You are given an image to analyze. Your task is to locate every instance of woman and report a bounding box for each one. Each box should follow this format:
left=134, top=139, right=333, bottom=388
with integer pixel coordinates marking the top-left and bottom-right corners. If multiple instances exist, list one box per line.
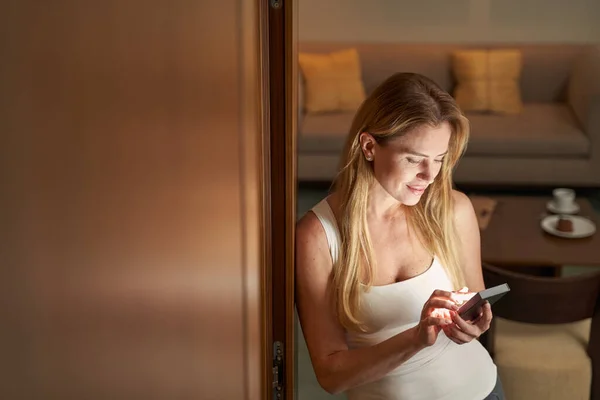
left=295, top=72, right=504, bottom=399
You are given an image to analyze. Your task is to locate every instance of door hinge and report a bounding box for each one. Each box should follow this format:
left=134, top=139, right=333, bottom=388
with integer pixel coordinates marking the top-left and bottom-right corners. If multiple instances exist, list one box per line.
left=270, top=0, right=282, bottom=9
left=272, top=341, right=284, bottom=398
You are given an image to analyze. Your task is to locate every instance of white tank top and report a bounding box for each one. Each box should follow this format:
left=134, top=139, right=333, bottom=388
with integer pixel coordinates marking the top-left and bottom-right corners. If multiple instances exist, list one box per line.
left=311, top=198, right=497, bottom=400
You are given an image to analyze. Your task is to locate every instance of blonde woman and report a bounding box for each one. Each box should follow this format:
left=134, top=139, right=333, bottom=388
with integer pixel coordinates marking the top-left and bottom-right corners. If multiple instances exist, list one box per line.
left=295, top=73, right=504, bottom=399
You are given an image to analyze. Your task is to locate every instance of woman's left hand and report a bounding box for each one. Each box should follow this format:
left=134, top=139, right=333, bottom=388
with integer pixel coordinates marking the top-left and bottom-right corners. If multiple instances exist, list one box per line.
left=442, top=301, right=493, bottom=345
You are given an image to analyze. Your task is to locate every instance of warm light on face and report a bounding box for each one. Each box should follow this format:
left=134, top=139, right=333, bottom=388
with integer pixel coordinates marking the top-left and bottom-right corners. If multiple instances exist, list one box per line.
left=369, top=123, right=452, bottom=206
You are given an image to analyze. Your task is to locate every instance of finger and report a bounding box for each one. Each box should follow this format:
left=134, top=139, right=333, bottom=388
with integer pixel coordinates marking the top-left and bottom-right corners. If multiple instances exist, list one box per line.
left=471, top=311, right=484, bottom=325
left=474, top=302, right=493, bottom=331
left=431, top=308, right=453, bottom=322
left=482, top=301, right=493, bottom=319
left=445, top=332, right=468, bottom=345
left=445, top=324, right=472, bottom=344
left=442, top=325, right=468, bottom=345
left=471, top=302, right=492, bottom=324
left=431, top=289, right=455, bottom=299
left=425, top=315, right=453, bottom=326
left=426, top=297, right=460, bottom=312
left=450, top=310, right=481, bottom=336
left=448, top=336, right=467, bottom=345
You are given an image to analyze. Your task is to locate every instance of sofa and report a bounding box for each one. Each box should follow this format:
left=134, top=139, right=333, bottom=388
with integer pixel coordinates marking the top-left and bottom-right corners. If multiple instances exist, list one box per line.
left=297, top=42, right=600, bottom=187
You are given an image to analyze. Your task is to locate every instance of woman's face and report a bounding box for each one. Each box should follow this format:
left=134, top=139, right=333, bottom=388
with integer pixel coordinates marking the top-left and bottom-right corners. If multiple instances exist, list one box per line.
left=360, top=122, right=452, bottom=206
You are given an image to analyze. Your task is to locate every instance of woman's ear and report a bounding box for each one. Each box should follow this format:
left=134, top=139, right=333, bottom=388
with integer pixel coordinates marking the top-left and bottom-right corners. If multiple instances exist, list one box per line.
left=359, top=132, right=376, bottom=161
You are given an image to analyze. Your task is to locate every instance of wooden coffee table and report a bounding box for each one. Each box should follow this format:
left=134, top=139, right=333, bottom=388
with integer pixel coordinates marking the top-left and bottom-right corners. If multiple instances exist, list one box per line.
left=478, top=196, right=600, bottom=275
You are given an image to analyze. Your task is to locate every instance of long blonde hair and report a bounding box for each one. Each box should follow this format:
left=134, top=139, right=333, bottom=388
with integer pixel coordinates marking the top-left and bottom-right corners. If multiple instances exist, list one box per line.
left=332, top=72, right=470, bottom=333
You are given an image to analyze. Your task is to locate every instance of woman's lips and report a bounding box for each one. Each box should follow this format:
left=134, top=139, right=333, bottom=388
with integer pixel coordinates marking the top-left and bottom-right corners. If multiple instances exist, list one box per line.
left=407, top=185, right=426, bottom=195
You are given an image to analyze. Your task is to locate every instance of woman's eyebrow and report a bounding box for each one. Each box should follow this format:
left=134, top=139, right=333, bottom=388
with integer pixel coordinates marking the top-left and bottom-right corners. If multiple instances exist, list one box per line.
left=403, top=149, right=448, bottom=157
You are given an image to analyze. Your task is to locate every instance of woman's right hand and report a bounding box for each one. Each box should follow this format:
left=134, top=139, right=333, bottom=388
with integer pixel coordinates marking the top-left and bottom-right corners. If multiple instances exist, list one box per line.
left=414, top=289, right=459, bottom=347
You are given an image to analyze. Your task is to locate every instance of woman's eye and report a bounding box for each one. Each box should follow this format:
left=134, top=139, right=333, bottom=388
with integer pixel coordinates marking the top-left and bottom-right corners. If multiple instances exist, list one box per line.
left=407, top=158, right=421, bottom=164
left=434, top=158, right=445, bottom=164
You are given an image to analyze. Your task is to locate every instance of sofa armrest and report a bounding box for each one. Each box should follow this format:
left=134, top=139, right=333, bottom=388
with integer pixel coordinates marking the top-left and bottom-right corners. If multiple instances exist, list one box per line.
left=568, top=46, right=600, bottom=165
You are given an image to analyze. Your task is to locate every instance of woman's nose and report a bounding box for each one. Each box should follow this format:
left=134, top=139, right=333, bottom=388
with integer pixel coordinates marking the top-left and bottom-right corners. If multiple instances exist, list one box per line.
left=417, top=161, right=433, bottom=181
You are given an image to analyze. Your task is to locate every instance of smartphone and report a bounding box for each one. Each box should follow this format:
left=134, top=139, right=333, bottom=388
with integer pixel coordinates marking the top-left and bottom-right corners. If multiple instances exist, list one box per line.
left=458, top=283, right=510, bottom=321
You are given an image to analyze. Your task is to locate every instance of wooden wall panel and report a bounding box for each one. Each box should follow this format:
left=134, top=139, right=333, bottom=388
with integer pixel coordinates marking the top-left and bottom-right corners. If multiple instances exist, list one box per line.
left=0, top=1, right=266, bottom=399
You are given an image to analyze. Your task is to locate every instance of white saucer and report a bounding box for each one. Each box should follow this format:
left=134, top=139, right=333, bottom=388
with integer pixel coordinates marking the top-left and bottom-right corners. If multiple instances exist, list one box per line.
left=546, top=200, right=580, bottom=215
left=541, top=215, right=596, bottom=239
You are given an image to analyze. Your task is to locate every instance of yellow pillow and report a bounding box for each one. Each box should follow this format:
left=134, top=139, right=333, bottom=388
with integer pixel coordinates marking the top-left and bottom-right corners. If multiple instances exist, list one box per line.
left=298, top=48, right=366, bottom=113
left=453, top=49, right=523, bottom=114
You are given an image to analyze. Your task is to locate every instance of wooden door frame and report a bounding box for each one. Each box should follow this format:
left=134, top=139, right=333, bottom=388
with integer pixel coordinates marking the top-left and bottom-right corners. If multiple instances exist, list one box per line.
left=283, top=0, right=298, bottom=398
left=262, top=0, right=297, bottom=399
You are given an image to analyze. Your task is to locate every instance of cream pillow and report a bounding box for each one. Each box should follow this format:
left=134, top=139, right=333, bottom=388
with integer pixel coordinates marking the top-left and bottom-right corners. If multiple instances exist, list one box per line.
left=298, top=48, right=366, bottom=113
left=453, top=49, right=523, bottom=114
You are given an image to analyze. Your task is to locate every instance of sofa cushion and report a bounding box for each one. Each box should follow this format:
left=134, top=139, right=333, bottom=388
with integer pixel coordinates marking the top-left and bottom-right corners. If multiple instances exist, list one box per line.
left=298, top=112, right=355, bottom=153
left=465, top=104, right=589, bottom=157
left=453, top=49, right=523, bottom=114
left=298, top=48, right=366, bottom=113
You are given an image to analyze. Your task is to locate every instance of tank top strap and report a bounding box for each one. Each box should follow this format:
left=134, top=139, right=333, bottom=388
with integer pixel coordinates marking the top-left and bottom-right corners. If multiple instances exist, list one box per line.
left=311, top=198, right=341, bottom=265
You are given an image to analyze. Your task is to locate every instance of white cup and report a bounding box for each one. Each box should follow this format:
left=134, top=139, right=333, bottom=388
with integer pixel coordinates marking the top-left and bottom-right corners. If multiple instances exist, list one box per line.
left=552, top=188, right=576, bottom=211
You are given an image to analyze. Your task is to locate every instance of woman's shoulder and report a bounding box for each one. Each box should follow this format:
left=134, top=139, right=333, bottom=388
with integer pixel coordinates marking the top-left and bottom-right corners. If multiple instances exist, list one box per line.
left=450, top=189, right=478, bottom=227
left=297, top=196, right=330, bottom=239
left=451, top=189, right=471, bottom=211
left=296, top=208, right=322, bottom=240
left=296, top=198, right=337, bottom=275
left=296, top=193, right=340, bottom=250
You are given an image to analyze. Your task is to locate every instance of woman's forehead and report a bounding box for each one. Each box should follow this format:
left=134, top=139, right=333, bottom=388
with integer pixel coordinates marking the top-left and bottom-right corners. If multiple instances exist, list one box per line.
left=386, top=123, right=452, bottom=153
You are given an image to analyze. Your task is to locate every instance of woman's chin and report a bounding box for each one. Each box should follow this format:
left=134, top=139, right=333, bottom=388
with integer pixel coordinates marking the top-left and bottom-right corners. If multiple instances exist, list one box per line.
left=397, top=193, right=422, bottom=206
left=399, top=185, right=428, bottom=205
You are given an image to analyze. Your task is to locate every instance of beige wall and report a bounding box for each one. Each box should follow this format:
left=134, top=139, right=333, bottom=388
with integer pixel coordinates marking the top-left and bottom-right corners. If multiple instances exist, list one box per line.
left=0, top=1, right=264, bottom=399
left=299, top=0, right=600, bottom=43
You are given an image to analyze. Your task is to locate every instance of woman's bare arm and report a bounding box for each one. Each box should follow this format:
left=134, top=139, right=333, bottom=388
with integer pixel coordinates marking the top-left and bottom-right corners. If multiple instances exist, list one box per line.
left=441, top=190, right=493, bottom=344
left=295, top=211, right=454, bottom=394
left=452, top=190, right=486, bottom=292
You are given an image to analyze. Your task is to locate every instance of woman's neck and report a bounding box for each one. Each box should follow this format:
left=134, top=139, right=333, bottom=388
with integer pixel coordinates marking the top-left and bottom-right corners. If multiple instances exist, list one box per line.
left=327, top=182, right=406, bottom=224
left=367, top=181, right=405, bottom=221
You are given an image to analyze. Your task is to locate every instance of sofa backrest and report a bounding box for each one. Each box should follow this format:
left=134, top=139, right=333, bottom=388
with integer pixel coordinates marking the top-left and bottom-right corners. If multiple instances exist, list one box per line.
left=298, top=42, right=593, bottom=103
